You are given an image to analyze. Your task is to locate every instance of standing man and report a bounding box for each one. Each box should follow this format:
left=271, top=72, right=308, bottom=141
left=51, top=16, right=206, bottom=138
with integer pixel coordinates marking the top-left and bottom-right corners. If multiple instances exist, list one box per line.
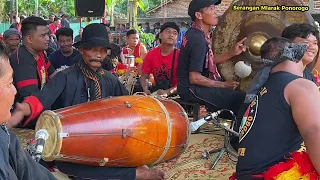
left=48, top=27, right=80, bottom=69
left=3, top=28, right=21, bottom=55
left=9, top=16, right=56, bottom=105
left=140, top=22, right=180, bottom=97
left=74, top=27, right=83, bottom=43
left=177, top=0, right=247, bottom=115
left=60, top=14, right=70, bottom=28
left=9, top=23, right=167, bottom=180
left=48, top=17, right=61, bottom=35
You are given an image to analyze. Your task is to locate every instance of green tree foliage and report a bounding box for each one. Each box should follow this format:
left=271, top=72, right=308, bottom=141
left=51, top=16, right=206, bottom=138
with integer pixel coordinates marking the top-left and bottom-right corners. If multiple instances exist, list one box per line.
left=1, top=0, right=162, bottom=22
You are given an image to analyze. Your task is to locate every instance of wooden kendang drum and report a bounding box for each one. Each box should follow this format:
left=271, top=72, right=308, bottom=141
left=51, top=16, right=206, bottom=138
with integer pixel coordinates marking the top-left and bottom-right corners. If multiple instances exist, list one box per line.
left=35, top=95, right=189, bottom=167
left=213, top=0, right=319, bottom=92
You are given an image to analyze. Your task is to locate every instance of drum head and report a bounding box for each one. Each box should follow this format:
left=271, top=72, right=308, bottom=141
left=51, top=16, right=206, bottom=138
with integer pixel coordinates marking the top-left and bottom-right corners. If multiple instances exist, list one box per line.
left=35, top=110, right=63, bottom=161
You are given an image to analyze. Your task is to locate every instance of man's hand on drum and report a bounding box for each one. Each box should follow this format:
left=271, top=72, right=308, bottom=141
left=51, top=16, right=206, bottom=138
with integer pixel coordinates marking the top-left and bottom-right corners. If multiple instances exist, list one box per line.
left=155, top=89, right=169, bottom=97
left=223, top=80, right=240, bottom=89
left=230, top=37, right=247, bottom=57
left=7, top=103, right=31, bottom=129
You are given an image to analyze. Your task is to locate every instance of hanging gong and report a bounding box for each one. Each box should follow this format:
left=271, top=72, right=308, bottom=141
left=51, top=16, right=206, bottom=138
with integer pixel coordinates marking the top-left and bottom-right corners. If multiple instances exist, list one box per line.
left=213, top=0, right=317, bottom=92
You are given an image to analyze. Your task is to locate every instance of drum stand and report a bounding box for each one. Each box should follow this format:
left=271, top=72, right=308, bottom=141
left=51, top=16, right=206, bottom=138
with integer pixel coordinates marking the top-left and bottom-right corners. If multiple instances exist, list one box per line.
left=202, top=117, right=239, bottom=169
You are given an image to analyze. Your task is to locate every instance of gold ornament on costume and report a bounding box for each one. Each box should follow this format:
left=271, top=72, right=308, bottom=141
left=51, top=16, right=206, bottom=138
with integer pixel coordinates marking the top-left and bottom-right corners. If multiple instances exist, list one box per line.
left=135, top=57, right=143, bottom=64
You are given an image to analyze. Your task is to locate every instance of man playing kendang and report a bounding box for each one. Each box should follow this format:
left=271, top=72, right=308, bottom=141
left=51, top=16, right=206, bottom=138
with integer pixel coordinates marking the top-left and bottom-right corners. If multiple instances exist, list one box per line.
left=10, top=16, right=57, bottom=106
left=232, top=37, right=320, bottom=179
left=123, top=29, right=147, bottom=74
left=8, top=23, right=167, bottom=180
left=140, top=22, right=180, bottom=97
left=177, top=0, right=247, bottom=115
left=0, top=41, right=56, bottom=180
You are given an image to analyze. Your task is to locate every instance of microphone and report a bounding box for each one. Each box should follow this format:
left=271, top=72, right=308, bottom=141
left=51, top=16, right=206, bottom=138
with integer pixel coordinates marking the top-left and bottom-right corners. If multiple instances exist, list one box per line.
left=189, top=110, right=222, bottom=132
left=34, top=129, right=49, bottom=162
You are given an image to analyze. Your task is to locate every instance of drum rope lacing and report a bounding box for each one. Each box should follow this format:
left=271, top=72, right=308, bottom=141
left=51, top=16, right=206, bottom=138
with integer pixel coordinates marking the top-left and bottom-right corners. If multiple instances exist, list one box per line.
left=52, top=95, right=189, bottom=165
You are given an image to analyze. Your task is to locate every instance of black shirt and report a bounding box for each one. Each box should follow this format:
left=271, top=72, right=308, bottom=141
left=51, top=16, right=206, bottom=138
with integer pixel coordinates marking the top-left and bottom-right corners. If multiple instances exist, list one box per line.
left=0, top=125, right=56, bottom=179
left=177, top=27, right=210, bottom=98
left=10, top=45, right=55, bottom=103
left=48, top=49, right=80, bottom=69
left=236, top=72, right=304, bottom=178
left=303, top=67, right=316, bottom=83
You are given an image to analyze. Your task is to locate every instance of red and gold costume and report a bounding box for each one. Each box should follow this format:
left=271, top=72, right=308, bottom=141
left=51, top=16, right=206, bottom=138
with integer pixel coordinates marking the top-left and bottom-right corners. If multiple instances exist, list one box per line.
left=230, top=151, right=319, bottom=180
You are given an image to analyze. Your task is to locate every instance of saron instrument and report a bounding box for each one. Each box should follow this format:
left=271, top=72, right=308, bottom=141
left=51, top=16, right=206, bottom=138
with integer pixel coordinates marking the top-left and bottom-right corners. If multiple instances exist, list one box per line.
left=34, top=95, right=190, bottom=167
left=213, top=0, right=318, bottom=92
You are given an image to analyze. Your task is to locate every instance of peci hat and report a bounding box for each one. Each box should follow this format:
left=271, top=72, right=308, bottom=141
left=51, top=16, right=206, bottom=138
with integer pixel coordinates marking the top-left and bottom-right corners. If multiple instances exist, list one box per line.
left=160, top=22, right=180, bottom=34
left=3, top=28, right=21, bottom=39
left=76, top=23, right=111, bottom=49
left=188, top=0, right=221, bottom=19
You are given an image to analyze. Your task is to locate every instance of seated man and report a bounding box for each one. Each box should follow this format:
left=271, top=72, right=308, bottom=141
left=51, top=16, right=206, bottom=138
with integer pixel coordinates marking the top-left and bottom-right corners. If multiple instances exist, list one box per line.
left=123, top=29, right=147, bottom=74
left=48, top=27, right=80, bottom=70
left=102, top=23, right=125, bottom=71
left=9, top=23, right=167, bottom=180
left=140, top=22, right=180, bottom=97
left=233, top=37, right=320, bottom=179
left=0, top=41, right=56, bottom=179
left=177, top=0, right=247, bottom=115
left=231, top=23, right=320, bottom=150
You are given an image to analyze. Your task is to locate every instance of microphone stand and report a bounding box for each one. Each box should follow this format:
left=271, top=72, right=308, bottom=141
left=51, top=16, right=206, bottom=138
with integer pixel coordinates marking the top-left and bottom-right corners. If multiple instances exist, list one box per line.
left=201, top=110, right=239, bottom=169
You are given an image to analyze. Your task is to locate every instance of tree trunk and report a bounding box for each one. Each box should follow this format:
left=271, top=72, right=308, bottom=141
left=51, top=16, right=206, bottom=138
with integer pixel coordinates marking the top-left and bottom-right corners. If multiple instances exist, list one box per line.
left=133, top=0, right=138, bottom=27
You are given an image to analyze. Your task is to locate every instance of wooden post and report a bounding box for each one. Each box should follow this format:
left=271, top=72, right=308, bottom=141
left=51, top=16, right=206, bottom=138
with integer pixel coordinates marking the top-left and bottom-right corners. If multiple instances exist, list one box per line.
left=80, top=17, right=82, bottom=27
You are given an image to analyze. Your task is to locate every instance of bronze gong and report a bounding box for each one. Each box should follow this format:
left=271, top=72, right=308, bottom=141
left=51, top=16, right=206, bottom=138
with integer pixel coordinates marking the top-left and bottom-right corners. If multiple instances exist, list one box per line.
left=213, top=0, right=318, bottom=92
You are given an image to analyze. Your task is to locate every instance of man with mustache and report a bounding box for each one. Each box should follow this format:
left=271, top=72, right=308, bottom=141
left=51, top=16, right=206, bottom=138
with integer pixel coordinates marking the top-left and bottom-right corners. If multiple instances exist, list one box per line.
left=9, top=23, right=167, bottom=180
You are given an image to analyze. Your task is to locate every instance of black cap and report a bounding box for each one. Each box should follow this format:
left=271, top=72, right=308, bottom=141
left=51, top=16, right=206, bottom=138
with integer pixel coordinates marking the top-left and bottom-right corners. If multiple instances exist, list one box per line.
left=77, top=23, right=111, bottom=49
left=188, top=0, right=221, bottom=20
left=160, top=22, right=180, bottom=34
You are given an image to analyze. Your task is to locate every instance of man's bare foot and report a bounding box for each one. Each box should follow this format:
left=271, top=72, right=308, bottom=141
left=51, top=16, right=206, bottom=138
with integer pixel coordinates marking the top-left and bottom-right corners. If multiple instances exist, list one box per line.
left=136, top=166, right=168, bottom=180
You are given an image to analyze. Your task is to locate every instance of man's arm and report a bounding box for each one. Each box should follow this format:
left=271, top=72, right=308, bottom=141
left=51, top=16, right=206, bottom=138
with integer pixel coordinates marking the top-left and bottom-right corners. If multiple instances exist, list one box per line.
left=8, top=72, right=67, bottom=128
left=11, top=61, right=40, bottom=100
left=287, top=78, right=320, bottom=174
left=140, top=44, right=147, bottom=60
left=140, top=73, right=151, bottom=94
left=213, top=37, right=247, bottom=64
left=187, top=43, right=238, bottom=89
left=140, top=51, right=153, bottom=94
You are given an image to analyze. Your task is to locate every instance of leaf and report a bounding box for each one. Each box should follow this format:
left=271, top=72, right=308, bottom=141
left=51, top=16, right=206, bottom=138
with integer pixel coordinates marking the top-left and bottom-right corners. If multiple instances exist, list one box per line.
left=137, top=0, right=145, bottom=11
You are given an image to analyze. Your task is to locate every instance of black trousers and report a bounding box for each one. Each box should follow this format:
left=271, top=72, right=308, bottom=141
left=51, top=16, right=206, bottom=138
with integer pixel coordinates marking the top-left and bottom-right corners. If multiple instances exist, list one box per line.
left=37, top=160, right=136, bottom=180
left=182, top=86, right=246, bottom=120
left=55, top=161, right=136, bottom=180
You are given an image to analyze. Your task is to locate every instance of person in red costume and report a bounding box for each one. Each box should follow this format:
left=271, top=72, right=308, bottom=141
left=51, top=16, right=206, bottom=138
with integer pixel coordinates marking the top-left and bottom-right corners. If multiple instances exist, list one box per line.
left=122, top=29, right=147, bottom=74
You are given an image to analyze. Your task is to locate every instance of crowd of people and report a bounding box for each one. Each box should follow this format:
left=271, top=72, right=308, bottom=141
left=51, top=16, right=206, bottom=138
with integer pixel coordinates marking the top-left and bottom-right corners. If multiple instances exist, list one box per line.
left=0, top=0, right=319, bottom=179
